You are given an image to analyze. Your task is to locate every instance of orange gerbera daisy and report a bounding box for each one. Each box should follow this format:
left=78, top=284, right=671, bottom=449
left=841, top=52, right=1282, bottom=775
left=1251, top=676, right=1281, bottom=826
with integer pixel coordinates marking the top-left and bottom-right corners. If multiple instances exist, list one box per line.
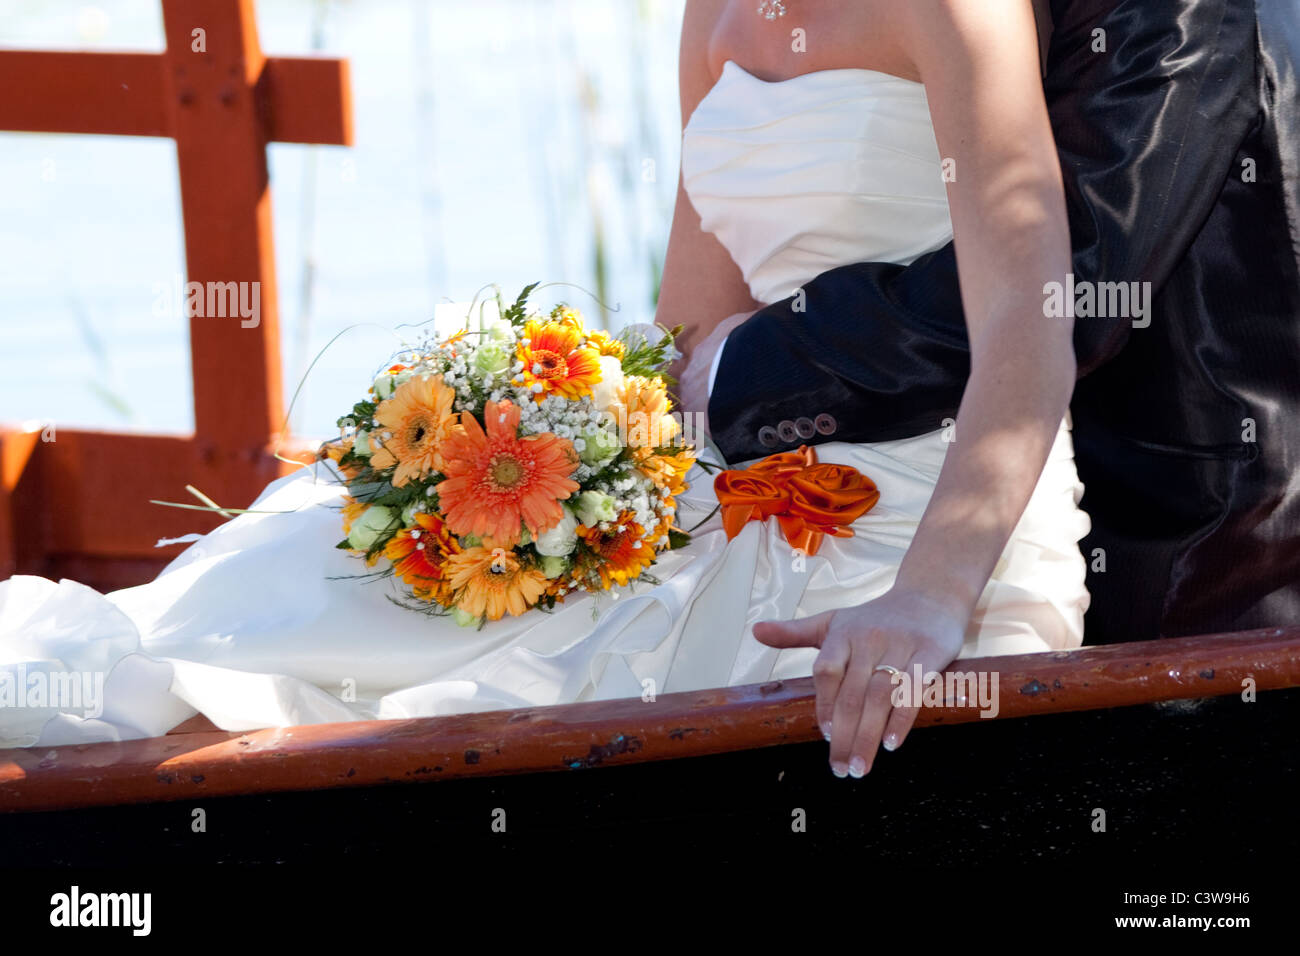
left=516, top=319, right=602, bottom=401
left=384, top=512, right=461, bottom=602
left=445, top=546, right=549, bottom=620
left=436, top=399, right=580, bottom=546
left=370, top=374, right=459, bottom=487
left=579, top=512, right=657, bottom=588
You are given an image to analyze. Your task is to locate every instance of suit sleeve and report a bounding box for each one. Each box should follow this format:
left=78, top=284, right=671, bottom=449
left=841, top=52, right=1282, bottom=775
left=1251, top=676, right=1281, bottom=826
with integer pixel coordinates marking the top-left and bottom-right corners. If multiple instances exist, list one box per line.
left=707, top=0, right=1259, bottom=464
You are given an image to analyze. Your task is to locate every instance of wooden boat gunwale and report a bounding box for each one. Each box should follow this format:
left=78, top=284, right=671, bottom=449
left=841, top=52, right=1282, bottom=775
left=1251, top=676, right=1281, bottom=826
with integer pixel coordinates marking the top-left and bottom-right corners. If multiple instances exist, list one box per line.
left=3, top=625, right=1297, bottom=814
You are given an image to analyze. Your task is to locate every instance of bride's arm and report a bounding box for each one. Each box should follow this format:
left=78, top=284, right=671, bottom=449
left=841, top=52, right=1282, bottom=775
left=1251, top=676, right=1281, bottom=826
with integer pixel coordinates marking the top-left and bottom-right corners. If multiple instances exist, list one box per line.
left=755, top=0, right=1076, bottom=776
left=894, top=0, right=1075, bottom=606
left=657, top=0, right=761, bottom=370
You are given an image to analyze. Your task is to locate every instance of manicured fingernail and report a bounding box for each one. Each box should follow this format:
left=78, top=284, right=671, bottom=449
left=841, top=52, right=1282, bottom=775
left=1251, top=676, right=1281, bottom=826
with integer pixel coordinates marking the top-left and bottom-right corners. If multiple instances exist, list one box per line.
left=883, top=733, right=900, bottom=752
left=830, top=762, right=848, bottom=778
left=820, top=722, right=832, bottom=741
left=848, top=756, right=867, bottom=778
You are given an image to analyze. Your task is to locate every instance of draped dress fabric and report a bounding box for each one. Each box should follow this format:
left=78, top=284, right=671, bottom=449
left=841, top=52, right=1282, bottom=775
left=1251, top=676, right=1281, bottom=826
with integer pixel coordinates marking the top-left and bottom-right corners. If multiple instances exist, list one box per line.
left=0, top=61, right=1090, bottom=748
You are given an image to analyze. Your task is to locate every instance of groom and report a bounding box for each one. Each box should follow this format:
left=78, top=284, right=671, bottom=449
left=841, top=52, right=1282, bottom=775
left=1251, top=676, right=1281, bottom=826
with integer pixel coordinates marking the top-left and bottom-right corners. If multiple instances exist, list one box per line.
left=683, top=0, right=1300, bottom=645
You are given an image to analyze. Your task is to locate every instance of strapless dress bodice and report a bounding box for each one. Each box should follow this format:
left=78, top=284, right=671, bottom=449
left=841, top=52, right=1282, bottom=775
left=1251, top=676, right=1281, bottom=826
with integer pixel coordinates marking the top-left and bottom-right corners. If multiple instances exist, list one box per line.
left=682, top=60, right=953, bottom=304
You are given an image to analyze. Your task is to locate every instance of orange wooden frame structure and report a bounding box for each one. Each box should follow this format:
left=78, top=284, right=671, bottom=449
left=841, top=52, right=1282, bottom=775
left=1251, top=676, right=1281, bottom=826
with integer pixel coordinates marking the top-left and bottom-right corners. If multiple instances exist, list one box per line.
left=0, top=0, right=352, bottom=591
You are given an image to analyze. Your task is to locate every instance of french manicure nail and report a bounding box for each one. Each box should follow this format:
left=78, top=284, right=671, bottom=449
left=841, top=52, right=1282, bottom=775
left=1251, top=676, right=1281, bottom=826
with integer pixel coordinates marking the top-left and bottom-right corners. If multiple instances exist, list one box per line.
left=848, top=756, right=867, bottom=778
left=882, top=733, right=900, bottom=752
left=830, top=762, right=848, bottom=778
left=821, top=722, right=832, bottom=741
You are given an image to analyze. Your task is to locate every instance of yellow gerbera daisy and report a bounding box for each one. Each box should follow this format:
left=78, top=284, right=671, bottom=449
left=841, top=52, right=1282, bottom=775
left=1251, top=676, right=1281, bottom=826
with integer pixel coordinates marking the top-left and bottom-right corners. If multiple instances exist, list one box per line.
left=445, top=546, right=549, bottom=621
left=369, top=374, right=459, bottom=487
left=639, top=447, right=695, bottom=496
left=585, top=329, right=626, bottom=359
left=550, top=306, right=585, bottom=331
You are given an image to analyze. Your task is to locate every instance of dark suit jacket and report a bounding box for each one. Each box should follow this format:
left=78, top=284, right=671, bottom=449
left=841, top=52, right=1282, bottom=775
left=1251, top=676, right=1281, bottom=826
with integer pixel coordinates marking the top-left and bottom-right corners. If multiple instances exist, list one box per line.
left=708, top=0, right=1300, bottom=642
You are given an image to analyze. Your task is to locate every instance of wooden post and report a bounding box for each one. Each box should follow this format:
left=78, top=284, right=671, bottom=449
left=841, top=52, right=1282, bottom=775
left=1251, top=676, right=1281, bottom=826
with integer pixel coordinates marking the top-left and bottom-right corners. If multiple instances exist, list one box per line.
left=0, top=0, right=352, bottom=590
left=163, top=0, right=285, bottom=504
left=0, top=427, right=42, bottom=581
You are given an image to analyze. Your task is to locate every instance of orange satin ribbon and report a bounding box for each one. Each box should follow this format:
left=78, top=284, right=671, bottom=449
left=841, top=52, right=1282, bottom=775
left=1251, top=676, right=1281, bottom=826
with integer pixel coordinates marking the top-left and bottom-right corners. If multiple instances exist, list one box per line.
left=713, top=445, right=880, bottom=555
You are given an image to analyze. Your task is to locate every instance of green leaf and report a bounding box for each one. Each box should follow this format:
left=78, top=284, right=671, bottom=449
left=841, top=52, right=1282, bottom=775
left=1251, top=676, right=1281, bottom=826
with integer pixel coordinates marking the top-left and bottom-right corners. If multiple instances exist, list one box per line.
left=504, top=282, right=539, bottom=325
left=348, top=480, right=390, bottom=501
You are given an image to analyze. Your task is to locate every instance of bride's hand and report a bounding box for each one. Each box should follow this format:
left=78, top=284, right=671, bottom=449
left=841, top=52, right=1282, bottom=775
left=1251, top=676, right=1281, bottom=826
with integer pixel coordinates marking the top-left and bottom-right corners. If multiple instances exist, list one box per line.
left=673, top=310, right=751, bottom=430
left=753, top=587, right=968, bottom=777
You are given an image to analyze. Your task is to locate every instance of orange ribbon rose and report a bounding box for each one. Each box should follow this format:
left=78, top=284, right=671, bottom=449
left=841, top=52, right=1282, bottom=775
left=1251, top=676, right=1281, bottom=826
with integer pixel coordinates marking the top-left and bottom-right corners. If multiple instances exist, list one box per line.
left=713, top=445, right=879, bottom=555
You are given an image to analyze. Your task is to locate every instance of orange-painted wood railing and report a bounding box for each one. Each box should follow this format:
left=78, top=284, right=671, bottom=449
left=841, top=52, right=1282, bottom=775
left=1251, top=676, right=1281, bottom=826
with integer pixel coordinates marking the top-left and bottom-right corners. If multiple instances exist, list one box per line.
left=2, top=625, right=1297, bottom=812
left=0, top=0, right=351, bottom=590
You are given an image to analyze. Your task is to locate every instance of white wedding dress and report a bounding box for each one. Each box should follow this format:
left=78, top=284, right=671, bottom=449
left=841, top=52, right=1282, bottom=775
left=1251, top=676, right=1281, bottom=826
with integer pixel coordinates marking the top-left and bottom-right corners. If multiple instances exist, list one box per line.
left=0, top=61, right=1090, bottom=749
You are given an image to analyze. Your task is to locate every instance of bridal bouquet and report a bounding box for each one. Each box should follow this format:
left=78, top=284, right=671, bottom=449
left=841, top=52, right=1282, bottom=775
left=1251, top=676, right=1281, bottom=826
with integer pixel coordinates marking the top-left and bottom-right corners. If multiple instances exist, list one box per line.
left=319, top=284, right=695, bottom=626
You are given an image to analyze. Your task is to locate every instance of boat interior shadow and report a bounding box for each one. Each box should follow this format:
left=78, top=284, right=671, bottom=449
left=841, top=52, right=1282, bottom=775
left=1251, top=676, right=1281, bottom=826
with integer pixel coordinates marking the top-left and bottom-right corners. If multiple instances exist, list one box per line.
left=3, top=689, right=1295, bottom=867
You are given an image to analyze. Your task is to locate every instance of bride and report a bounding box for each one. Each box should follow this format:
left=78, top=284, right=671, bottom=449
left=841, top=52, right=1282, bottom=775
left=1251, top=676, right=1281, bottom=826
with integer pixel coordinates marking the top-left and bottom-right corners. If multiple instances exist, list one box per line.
left=0, top=0, right=1087, bottom=779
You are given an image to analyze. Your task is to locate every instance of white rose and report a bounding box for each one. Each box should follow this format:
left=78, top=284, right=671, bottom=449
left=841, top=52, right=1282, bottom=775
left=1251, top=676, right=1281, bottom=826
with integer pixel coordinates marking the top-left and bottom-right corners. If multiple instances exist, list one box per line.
left=533, top=504, right=579, bottom=557
left=578, top=424, right=621, bottom=466
left=347, top=505, right=397, bottom=551
left=537, top=554, right=570, bottom=579
left=352, top=428, right=373, bottom=458
left=574, top=490, right=618, bottom=528
left=452, top=607, right=482, bottom=628
left=482, top=317, right=514, bottom=343
left=473, top=342, right=512, bottom=377
left=587, top=354, right=625, bottom=412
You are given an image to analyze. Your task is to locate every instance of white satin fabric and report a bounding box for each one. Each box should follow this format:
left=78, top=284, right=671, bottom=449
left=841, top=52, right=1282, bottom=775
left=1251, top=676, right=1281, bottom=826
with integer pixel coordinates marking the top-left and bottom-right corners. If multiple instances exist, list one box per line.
left=683, top=60, right=954, bottom=304
left=0, top=61, right=1090, bottom=749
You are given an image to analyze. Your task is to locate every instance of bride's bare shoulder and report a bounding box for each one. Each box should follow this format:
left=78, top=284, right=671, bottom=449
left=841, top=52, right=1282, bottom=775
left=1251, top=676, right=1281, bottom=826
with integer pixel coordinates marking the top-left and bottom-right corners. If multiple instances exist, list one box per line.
left=679, top=0, right=729, bottom=117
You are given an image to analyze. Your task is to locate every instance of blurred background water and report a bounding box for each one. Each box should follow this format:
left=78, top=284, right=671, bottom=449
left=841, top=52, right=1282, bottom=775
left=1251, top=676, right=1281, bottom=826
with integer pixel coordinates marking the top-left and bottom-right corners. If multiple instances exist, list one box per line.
left=0, top=0, right=686, bottom=439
